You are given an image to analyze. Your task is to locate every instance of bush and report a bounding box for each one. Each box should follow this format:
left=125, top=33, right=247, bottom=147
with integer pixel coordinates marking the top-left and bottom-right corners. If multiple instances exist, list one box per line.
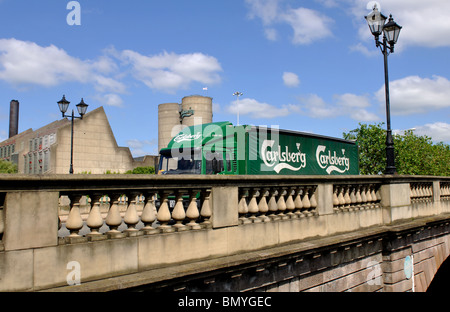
left=0, top=160, right=18, bottom=173
left=125, top=166, right=155, bottom=174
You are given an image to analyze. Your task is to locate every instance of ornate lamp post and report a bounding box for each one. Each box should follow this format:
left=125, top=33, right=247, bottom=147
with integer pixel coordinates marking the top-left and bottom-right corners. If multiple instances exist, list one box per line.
left=365, top=5, right=402, bottom=175
left=57, top=95, right=88, bottom=174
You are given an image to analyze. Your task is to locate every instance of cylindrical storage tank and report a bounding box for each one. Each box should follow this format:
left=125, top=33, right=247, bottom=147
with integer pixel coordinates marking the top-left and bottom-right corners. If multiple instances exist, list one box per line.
left=158, top=103, right=181, bottom=152
left=180, top=95, right=212, bottom=127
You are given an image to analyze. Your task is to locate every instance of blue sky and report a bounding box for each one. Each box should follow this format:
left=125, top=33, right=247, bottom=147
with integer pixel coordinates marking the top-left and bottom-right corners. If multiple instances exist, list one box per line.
left=1, top=0, right=450, bottom=157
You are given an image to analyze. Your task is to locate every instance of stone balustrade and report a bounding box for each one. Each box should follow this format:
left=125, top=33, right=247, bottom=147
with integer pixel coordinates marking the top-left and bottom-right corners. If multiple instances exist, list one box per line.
left=410, top=182, right=433, bottom=203
left=441, top=182, right=450, bottom=200
left=332, top=183, right=381, bottom=212
left=58, top=189, right=212, bottom=243
left=0, top=174, right=450, bottom=291
left=237, top=185, right=317, bottom=224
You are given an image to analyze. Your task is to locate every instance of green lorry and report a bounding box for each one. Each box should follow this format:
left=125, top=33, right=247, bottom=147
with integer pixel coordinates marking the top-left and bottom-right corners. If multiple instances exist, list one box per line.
left=158, top=121, right=359, bottom=176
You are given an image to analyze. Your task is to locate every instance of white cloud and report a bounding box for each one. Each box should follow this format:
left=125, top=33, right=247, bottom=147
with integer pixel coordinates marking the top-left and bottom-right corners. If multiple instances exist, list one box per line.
left=0, top=38, right=223, bottom=102
left=414, top=122, right=450, bottom=143
left=295, top=94, right=337, bottom=119
left=245, top=0, right=280, bottom=25
left=126, top=138, right=158, bottom=156
left=95, top=93, right=124, bottom=107
left=245, top=0, right=333, bottom=44
left=281, top=7, right=333, bottom=45
left=294, top=93, right=380, bottom=122
left=0, top=38, right=125, bottom=93
left=117, top=50, right=222, bottom=93
left=375, top=75, right=450, bottom=115
left=227, top=98, right=290, bottom=119
left=282, top=72, right=300, bottom=87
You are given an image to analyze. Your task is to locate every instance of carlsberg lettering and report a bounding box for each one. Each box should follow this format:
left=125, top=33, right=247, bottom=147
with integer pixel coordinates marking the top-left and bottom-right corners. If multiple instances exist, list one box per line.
left=174, top=132, right=202, bottom=143
left=316, top=145, right=350, bottom=174
left=261, top=140, right=306, bottom=173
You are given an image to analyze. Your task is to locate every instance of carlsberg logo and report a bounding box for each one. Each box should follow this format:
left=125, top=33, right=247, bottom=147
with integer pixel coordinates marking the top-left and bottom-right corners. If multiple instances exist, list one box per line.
left=174, top=132, right=202, bottom=143
left=316, top=145, right=350, bottom=174
left=261, top=140, right=306, bottom=173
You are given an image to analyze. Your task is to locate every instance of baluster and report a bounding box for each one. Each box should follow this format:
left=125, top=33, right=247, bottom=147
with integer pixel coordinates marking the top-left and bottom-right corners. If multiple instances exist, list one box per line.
left=157, top=191, right=175, bottom=233
left=124, top=193, right=141, bottom=236
left=309, top=186, right=317, bottom=214
left=293, top=186, right=303, bottom=217
left=200, top=189, right=212, bottom=227
left=238, top=188, right=250, bottom=224
left=277, top=188, right=288, bottom=219
left=302, top=187, right=311, bottom=215
left=360, top=185, right=368, bottom=209
left=337, top=186, right=346, bottom=210
left=172, top=191, right=187, bottom=231
left=86, top=193, right=105, bottom=238
left=268, top=189, right=279, bottom=221
left=186, top=190, right=201, bottom=230
left=258, top=188, right=270, bottom=222
left=248, top=188, right=260, bottom=223
left=141, top=191, right=158, bottom=234
left=332, top=186, right=340, bottom=212
left=355, top=185, right=362, bottom=209
left=349, top=185, right=357, bottom=211
left=285, top=187, right=296, bottom=218
left=364, top=185, right=372, bottom=208
left=65, top=194, right=84, bottom=237
left=343, top=185, right=351, bottom=211
left=106, top=193, right=125, bottom=238
left=371, top=185, right=379, bottom=208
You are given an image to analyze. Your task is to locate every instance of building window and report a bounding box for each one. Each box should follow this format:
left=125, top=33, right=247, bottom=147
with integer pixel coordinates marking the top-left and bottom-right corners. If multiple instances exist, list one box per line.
left=43, top=150, right=50, bottom=172
left=23, top=155, right=27, bottom=174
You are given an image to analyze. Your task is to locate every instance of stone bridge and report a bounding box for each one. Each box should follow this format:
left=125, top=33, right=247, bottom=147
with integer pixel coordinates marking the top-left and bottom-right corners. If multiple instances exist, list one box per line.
left=0, top=174, right=449, bottom=292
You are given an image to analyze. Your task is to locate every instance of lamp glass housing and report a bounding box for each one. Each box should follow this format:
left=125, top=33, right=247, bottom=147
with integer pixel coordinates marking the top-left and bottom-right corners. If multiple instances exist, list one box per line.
left=76, top=98, right=88, bottom=116
left=365, top=6, right=387, bottom=37
left=383, top=15, right=402, bottom=45
left=57, top=95, right=70, bottom=114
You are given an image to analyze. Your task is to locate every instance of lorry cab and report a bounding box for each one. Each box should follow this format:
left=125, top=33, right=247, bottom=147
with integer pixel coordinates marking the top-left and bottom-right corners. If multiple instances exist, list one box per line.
left=158, top=121, right=238, bottom=175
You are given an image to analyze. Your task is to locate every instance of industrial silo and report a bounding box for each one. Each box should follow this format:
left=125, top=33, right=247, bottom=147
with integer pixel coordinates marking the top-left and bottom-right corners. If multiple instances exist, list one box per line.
left=158, top=102, right=182, bottom=152
left=180, top=95, right=212, bottom=127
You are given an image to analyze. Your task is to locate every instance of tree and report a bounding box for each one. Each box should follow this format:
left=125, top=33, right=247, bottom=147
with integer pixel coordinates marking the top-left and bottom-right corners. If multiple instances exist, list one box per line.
left=0, top=160, right=18, bottom=174
left=343, top=123, right=450, bottom=176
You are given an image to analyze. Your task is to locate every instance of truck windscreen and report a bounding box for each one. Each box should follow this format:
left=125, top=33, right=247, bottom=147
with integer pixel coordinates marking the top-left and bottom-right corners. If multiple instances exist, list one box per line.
left=159, top=149, right=202, bottom=174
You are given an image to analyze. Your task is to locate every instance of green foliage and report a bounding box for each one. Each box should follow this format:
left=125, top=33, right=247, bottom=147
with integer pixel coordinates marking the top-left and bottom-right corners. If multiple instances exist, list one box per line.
left=343, top=123, right=450, bottom=176
left=0, top=159, right=17, bottom=173
left=125, top=166, right=155, bottom=174
left=104, top=170, right=120, bottom=174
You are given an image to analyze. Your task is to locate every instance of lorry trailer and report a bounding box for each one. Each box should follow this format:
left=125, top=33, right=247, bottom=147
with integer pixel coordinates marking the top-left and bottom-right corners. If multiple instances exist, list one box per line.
left=158, top=121, right=359, bottom=176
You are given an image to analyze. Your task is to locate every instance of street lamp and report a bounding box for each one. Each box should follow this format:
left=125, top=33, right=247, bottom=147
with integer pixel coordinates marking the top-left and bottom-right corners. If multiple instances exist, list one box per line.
left=57, top=95, right=89, bottom=174
left=365, top=5, right=402, bottom=175
left=233, top=91, right=243, bottom=126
